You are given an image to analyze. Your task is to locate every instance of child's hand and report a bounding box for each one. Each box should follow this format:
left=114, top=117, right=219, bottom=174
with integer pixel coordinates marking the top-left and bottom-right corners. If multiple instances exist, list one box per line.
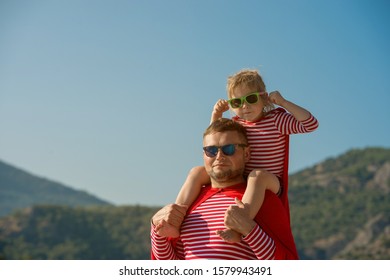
left=211, top=99, right=229, bottom=122
left=213, top=99, right=229, bottom=114
left=268, top=91, right=286, bottom=107
left=216, top=228, right=242, bottom=243
left=155, top=220, right=181, bottom=238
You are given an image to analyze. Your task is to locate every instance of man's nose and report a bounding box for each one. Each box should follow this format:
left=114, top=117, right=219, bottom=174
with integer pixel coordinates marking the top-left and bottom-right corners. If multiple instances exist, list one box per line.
left=215, top=149, right=225, bottom=159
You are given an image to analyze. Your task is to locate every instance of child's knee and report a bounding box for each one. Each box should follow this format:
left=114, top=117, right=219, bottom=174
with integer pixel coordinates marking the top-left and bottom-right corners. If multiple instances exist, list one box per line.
left=188, top=166, right=205, bottom=176
left=187, top=166, right=209, bottom=185
left=249, top=168, right=268, bottom=178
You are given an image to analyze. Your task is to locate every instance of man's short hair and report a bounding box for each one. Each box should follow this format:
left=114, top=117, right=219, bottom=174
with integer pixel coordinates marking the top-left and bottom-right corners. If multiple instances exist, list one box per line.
left=203, top=118, right=248, bottom=145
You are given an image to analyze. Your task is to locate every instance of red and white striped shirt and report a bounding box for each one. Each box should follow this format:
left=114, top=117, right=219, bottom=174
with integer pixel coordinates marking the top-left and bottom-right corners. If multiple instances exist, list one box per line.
left=233, top=108, right=319, bottom=178
left=151, top=191, right=275, bottom=260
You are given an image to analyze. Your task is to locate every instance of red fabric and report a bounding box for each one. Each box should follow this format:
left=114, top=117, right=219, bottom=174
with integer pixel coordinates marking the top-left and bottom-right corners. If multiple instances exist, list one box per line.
left=281, top=134, right=291, bottom=223
left=151, top=182, right=298, bottom=260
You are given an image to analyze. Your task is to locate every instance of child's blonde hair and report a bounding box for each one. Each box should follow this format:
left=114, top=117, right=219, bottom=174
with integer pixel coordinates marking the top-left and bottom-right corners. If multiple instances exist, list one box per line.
left=227, top=69, right=274, bottom=113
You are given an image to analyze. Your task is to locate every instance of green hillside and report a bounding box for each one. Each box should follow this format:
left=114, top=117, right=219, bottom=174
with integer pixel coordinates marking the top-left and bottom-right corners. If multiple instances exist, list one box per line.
left=0, top=205, right=158, bottom=260
left=289, top=147, right=390, bottom=259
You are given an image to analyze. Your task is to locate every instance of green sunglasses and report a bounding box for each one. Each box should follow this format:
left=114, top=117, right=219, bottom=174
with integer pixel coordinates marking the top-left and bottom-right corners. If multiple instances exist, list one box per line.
left=228, top=92, right=263, bottom=109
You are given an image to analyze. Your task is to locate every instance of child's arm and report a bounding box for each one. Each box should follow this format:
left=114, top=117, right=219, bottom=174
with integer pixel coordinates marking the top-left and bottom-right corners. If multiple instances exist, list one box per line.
left=268, top=91, right=312, bottom=121
left=175, top=166, right=211, bottom=206
left=242, top=169, right=280, bottom=219
left=210, top=99, right=229, bottom=124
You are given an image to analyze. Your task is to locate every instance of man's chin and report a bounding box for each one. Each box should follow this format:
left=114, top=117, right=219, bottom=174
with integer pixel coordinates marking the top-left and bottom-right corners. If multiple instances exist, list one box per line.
left=210, top=170, right=232, bottom=181
left=209, top=168, right=245, bottom=182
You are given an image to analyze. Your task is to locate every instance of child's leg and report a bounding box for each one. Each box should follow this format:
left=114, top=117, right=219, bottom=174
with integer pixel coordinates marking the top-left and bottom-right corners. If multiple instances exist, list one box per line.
left=155, top=166, right=210, bottom=238
left=216, top=169, right=280, bottom=243
left=175, top=166, right=210, bottom=205
left=243, top=169, right=280, bottom=217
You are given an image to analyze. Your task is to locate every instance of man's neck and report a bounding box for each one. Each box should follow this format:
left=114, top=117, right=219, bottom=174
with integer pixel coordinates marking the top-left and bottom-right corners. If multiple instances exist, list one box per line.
left=210, top=178, right=246, bottom=189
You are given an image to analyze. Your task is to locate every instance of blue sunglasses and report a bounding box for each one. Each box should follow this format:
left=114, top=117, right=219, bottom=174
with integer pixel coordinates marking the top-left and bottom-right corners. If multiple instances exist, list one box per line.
left=203, top=144, right=247, bottom=158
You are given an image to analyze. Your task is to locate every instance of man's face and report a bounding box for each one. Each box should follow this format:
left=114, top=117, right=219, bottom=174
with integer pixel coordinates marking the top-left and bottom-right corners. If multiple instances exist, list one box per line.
left=203, top=131, right=250, bottom=186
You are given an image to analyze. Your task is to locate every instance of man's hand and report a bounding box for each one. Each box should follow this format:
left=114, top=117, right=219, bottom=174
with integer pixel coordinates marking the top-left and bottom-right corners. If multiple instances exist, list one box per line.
left=152, top=204, right=188, bottom=238
left=224, top=198, right=256, bottom=236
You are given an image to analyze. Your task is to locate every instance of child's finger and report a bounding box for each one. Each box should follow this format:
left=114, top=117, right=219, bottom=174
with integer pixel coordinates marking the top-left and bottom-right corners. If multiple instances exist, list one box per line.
left=234, top=197, right=245, bottom=208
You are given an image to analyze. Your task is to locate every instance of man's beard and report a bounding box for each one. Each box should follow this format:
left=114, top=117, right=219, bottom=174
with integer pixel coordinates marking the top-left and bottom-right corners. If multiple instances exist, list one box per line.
left=209, top=167, right=245, bottom=182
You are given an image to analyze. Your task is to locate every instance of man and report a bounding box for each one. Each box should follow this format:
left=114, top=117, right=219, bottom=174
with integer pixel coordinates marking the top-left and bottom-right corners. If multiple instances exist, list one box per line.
left=151, top=118, right=298, bottom=260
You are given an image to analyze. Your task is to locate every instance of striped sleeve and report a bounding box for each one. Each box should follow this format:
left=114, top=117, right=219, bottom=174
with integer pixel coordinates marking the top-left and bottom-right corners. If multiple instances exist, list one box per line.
left=242, top=224, right=276, bottom=260
left=300, top=113, right=319, bottom=132
left=150, top=223, right=179, bottom=260
left=276, top=112, right=319, bottom=134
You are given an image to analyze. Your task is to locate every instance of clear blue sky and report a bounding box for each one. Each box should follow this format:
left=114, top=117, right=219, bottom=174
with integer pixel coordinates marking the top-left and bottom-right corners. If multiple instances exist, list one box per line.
left=1, top=0, right=389, bottom=206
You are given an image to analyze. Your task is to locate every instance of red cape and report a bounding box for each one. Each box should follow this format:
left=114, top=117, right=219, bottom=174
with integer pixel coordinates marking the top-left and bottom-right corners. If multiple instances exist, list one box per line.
left=151, top=183, right=298, bottom=260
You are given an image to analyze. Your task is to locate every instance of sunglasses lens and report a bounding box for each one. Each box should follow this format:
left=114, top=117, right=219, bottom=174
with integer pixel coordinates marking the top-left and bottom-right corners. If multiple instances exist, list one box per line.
left=221, top=144, right=235, bottom=156
left=229, top=98, right=242, bottom=108
left=245, top=93, right=259, bottom=104
left=203, top=144, right=236, bottom=157
left=203, top=146, right=218, bottom=157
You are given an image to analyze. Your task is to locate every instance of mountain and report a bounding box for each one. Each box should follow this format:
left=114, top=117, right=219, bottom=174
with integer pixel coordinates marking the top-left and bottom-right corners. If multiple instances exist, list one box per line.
left=0, top=147, right=389, bottom=259
left=289, top=147, right=390, bottom=259
left=0, top=160, right=111, bottom=217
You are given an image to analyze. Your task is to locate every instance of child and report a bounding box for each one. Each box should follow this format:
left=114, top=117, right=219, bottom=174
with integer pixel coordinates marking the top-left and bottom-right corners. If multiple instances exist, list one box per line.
left=156, top=69, right=319, bottom=242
